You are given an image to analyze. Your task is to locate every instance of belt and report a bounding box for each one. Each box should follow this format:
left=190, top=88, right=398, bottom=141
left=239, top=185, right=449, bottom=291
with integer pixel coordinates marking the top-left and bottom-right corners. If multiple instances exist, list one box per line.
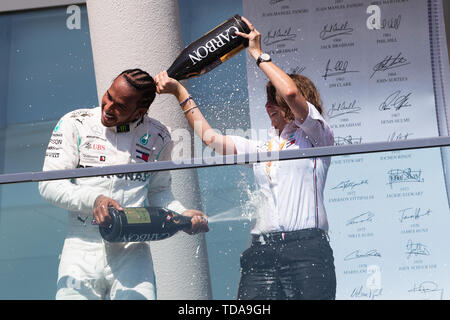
left=252, top=228, right=328, bottom=244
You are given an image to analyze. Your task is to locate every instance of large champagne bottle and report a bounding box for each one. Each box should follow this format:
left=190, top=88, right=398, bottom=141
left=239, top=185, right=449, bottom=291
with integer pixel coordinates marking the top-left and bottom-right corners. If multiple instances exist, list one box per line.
left=99, top=206, right=193, bottom=242
left=167, top=14, right=250, bottom=80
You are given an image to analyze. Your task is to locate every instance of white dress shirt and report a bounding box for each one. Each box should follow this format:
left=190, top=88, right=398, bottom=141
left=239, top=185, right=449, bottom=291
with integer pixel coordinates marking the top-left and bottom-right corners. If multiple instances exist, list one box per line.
left=230, top=102, right=334, bottom=235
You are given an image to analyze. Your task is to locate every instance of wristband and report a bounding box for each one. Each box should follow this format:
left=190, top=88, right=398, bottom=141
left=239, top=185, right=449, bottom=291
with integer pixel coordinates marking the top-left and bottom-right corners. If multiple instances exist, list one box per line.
left=183, top=106, right=198, bottom=114
left=179, top=95, right=193, bottom=108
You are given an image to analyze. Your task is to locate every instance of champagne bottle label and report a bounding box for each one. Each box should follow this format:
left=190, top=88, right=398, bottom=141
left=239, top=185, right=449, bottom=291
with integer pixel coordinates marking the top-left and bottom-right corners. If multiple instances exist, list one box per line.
left=187, top=25, right=240, bottom=66
left=220, top=43, right=246, bottom=63
left=123, top=207, right=151, bottom=224
left=167, top=15, right=250, bottom=80
left=99, top=207, right=193, bottom=243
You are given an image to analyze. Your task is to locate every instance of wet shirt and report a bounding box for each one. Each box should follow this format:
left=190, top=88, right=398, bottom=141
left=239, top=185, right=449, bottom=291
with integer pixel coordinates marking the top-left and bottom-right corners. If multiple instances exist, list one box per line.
left=230, top=102, right=334, bottom=235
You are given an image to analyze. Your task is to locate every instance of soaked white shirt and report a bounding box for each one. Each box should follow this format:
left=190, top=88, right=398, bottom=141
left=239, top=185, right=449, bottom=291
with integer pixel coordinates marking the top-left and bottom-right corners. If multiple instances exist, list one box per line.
left=230, top=102, right=334, bottom=235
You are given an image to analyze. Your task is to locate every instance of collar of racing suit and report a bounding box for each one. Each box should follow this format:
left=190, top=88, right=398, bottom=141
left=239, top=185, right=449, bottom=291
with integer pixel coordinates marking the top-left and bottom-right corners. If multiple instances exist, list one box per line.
left=104, top=113, right=145, bottom=134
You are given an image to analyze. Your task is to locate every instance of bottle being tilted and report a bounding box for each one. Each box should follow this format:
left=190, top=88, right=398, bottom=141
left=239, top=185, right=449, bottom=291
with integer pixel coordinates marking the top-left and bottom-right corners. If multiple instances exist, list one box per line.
left=99, top=207, right=193, bottom=242
left=167, top=14, right=251, bottom=80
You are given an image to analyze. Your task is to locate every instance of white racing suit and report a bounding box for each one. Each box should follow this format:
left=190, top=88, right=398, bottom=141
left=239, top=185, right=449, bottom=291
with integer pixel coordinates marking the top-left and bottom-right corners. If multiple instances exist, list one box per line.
left=39, top=107, right=186, bottom=300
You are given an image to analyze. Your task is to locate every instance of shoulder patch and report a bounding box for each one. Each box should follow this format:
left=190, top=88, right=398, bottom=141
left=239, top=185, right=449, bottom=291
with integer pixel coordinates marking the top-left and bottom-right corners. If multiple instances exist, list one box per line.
left=69, top=108, right=95, bottom=125
left=146, top=117, right=171, bottom=137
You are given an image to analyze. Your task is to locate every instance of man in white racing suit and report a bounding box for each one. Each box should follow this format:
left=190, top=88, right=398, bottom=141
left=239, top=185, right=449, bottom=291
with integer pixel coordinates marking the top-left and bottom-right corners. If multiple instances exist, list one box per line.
left=38, top=69, right=208, bottom=300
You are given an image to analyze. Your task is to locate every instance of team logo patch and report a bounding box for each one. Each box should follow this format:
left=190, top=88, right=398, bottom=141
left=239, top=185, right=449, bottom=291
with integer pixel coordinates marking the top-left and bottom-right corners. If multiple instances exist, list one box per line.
left=136, top=149, right=149, bottom=162
left=140, top=134, right=150, bottom=145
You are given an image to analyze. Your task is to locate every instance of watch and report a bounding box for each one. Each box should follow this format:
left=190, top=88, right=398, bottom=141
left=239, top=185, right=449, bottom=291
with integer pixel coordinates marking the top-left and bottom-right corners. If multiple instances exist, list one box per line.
left=256, top=53, right=271, bottom=66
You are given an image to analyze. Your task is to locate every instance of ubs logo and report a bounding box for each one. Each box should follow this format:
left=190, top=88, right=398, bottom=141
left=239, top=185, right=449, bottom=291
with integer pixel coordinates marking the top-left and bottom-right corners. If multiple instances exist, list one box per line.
left=86, top=143, right=106, bottom=151
left=93, top=144, right=105, bottom=151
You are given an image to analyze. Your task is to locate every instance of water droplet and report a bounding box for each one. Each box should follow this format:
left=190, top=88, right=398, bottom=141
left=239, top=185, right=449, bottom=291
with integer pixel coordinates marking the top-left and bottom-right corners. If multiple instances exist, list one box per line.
left=194, top=245, right=200, bottom=259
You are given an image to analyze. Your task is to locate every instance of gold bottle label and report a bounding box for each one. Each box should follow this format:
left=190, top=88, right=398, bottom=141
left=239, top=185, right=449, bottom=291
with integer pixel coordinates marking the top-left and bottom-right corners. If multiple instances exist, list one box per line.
left=123, top=208, right=151, bottom=224
left=220, top=43, right=245, bottom=63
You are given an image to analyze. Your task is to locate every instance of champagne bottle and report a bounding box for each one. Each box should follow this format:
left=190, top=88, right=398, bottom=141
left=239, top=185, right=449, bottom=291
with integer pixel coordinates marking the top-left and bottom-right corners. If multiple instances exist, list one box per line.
left=99, top=206, right=193, bottom=242
left=167, top=14, right=251, bottom=80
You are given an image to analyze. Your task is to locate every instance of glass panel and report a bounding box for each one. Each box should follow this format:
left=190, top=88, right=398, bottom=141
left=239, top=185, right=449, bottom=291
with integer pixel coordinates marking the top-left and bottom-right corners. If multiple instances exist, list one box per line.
left=204, top=147, right=450, bottom=299
left=0, top=146, right=449, bottom=299
left=325, top=147, right=450, bottom=300
left=0, top=5, right=97, bottom=174
left=0, top=180, right=66, bottom=299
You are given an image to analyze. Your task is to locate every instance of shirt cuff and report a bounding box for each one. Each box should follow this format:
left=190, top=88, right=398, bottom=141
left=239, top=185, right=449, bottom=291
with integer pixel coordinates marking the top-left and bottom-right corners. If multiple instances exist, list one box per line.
left=294, top=101, right=323, bottom=129
left=167, top=200, right=187, bottom=214
left=229, top=135, right=250, bottom=155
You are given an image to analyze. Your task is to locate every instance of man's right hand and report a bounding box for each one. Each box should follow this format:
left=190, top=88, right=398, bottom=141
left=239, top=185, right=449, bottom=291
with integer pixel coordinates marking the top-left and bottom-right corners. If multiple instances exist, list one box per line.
left=93, top=195, right=123, bottom=227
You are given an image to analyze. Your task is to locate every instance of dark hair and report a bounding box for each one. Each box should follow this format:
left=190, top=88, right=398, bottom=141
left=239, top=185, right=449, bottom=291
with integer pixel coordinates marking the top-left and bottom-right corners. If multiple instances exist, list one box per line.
left=266, top=74, right=323, bottom=121
left=116, top=69, right=156, bottom=109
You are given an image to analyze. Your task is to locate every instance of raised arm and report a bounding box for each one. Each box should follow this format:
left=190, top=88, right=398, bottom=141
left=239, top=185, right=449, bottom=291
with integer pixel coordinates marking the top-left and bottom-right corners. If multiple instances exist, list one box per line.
left=236, top=16, right=310, bottom=124
left=155, top=71, right=237, bottom=155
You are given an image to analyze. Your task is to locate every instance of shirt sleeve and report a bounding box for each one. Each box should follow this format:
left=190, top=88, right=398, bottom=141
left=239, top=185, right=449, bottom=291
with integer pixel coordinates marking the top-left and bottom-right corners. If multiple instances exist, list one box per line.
left=38, top=114, right=105, bottom=212
left=229, top=135, right=260, bottom=155
left=147, top=139, right=187, bottom=214
left=294, top=101, right=334, bottom=147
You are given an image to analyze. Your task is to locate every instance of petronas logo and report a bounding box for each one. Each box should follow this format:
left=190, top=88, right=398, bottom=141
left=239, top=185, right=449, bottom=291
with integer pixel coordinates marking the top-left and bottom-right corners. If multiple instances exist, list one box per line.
left=140, top=134, right=150, bottom=145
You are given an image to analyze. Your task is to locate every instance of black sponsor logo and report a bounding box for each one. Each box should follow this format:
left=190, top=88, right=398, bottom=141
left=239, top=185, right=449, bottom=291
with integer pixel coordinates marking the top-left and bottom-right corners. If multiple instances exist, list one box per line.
left=49, top=139, right=63, bottom=145
left=45, top=152, right=60, bottom=158
left=102, top=172, right=149, bottom=182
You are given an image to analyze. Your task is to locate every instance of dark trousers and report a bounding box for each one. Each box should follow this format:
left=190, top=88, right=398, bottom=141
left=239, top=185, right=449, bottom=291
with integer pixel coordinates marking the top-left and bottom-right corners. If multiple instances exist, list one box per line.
left=237, top=228, right=336, bottom=300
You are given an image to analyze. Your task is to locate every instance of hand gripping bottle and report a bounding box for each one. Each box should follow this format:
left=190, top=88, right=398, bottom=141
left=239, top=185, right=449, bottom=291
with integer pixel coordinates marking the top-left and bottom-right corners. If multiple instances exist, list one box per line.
left=99, top=207, right=193, bottom=242
left=167, top=14, right=251, bottom=80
